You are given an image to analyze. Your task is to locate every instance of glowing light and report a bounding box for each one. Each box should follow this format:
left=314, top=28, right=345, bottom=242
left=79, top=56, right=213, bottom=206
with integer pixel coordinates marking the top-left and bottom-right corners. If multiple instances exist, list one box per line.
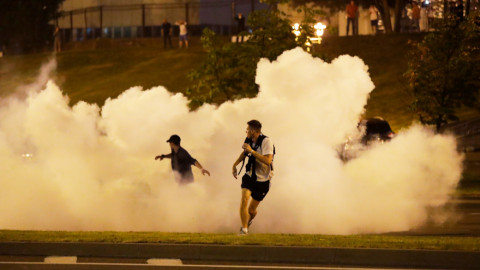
left=22, top=153, right=33, bottom=158
left=314, top=22, right=327, bottom=38
left=292, top=23, right=301, bottom=37
left=292, top=22, right=327, bottom=46
left=314, top=22, right=327, bottom=30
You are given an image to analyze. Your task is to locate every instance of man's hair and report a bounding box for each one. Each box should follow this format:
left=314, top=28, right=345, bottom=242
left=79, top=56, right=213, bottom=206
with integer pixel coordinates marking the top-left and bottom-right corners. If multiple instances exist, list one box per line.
left=247, top=120, right=262, bottom=131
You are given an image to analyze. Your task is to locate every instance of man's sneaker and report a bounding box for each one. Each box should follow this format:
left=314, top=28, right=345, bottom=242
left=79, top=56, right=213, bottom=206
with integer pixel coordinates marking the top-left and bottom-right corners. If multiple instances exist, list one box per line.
left=238, top=227, right=248, bottom=235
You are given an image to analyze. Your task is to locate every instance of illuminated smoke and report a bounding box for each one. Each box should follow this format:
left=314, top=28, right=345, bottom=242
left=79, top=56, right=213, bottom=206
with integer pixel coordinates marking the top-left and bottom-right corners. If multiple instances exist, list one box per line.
left=0, top=48, right=462, bottom=233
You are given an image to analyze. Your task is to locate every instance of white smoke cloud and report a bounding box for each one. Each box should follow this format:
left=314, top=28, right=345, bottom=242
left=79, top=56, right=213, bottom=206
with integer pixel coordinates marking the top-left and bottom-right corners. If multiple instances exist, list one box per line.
left=0, top=48, right=463, bottom=234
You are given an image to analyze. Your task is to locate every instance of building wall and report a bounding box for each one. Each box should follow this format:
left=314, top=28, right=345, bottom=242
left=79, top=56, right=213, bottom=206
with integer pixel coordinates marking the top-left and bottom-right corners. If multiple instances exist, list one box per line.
left=58, top=0, right=198, bottom=29
left=57, top=0, right=270, bottom=41
left=199, top=0, right=269, bottom=26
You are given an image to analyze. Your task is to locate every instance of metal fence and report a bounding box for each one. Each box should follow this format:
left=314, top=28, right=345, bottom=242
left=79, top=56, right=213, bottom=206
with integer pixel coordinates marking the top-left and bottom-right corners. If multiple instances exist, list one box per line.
left=56, top=0, right=268, bottom=43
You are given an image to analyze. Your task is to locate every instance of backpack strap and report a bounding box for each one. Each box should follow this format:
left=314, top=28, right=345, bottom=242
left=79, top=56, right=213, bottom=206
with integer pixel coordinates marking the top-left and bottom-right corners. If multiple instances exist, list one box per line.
left=236, top=137, right=249, bottom=176
left=245, top=135, right=267, bottom=181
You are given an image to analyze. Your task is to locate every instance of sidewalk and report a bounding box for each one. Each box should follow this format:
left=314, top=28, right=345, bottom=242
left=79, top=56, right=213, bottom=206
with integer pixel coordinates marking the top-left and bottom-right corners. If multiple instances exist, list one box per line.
left=0, top=242, right=479, bottom=269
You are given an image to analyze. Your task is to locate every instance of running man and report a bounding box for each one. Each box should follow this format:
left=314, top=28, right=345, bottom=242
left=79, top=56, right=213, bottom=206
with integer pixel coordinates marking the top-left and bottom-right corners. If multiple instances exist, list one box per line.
left=232, top=120, right=274, bottom=235
left=155, top=134, right=210, bottom=184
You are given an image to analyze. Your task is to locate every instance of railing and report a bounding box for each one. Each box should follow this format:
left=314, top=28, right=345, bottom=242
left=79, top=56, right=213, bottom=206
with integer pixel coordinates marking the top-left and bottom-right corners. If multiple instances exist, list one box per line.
left=55, top=0, right=266, bottom=43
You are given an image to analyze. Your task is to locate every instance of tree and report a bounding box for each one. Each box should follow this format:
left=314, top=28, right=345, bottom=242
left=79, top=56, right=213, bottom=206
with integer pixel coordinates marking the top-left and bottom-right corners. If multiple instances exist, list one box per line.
left=0, top=0, right=64, bottom=54
left=378, top=0, right=393, bottom=33
left=392, top=0, right=406, bottom=33
left=404, top=15, right=480, bottom=131
left=186, top=5, right=306, bottom=108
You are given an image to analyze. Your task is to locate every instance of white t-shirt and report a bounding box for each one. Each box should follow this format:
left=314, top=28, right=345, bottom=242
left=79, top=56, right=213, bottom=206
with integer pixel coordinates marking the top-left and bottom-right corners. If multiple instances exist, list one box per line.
left=247, top=136, right=274, bottom=182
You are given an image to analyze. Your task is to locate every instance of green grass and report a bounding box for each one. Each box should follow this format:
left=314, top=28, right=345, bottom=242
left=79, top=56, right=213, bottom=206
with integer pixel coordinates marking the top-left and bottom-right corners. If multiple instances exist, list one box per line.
left=0, top=38, right=206, bottom=107
left=0, top=230, right=479, bottom=251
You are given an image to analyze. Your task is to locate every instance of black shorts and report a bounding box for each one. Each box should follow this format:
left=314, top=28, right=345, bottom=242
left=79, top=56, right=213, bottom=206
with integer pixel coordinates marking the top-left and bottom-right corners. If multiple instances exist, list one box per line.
left=241, top=174, right=270, bottom=201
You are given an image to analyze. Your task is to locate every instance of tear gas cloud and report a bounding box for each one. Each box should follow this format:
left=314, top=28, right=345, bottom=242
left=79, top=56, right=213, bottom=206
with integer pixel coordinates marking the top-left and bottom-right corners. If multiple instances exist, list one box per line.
left=0, top=48, right=463, bottom=233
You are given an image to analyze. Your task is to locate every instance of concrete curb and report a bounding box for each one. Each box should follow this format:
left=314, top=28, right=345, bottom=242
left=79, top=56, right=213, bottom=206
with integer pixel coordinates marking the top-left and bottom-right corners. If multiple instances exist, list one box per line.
left=0, top=242, right=479, bottom=269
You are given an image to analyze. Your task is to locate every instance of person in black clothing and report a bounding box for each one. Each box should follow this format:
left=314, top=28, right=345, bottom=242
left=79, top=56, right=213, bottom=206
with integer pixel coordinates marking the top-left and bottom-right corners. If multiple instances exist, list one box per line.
left=234, top=13, right=246, bottom=43
left=155, top=134, right=210, bottom=184
left=161, top=19, right=173, bottom=49
left=454, top=0, right=464, bottom=21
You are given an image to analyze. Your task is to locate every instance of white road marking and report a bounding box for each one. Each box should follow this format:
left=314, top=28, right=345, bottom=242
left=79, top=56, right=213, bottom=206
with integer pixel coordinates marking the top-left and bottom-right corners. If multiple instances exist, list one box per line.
left=44, top=256, right=77, bottom=264
left=147, top=258, right=183, bottom=265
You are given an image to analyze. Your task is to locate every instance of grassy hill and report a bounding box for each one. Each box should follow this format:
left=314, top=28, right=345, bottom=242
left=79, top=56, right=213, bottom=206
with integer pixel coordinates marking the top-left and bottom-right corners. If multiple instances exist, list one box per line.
left=317, top=34, right=423, bottom=131
left=0, top=34, right=477, bottom=132
left=0, top=38, right=206, bottom=107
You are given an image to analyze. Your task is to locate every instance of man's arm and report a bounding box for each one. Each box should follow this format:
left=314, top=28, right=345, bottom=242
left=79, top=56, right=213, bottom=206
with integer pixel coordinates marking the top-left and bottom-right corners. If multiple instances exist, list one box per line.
left=242, top=143, right=273, bottom=166
left=232, top=151, right=246, bottom=179
left=194, top=160, right=210, bottom=176
left=155, top=153, right=172, bottom=160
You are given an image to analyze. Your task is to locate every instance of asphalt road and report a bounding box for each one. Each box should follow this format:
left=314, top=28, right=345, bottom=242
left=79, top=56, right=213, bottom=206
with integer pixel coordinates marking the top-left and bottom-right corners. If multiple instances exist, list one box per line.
left=0, top=261, right=431, bottom=270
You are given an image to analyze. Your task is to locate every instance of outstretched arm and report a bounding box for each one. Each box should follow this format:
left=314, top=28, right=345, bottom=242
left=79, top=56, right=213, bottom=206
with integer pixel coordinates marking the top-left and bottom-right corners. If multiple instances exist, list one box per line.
left=155, top=153, right=172, bottom=160
left=194, top=160, right=210, bottom=176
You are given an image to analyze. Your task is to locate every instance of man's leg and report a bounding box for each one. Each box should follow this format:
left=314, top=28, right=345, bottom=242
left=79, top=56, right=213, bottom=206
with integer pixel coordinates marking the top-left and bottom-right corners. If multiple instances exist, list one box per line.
left=352, top=18, right=358, bottom=36
left=248, top=198, right=260, bottom=226
left=346, top=19, right=350, bottom=35
left=240, top=188, right=251, bottom=229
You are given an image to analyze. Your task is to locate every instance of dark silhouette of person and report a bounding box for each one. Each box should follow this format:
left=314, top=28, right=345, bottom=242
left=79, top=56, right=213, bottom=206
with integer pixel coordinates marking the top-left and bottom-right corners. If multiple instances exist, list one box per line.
left=54, top=26, right=61, bottom=53
left=162, top=19, right=172, bottom=49
left=235, top=13, right=246, bottom=42
left=155, top=135, right=210, bottom=185
left=454, top=0, right=464, bottom=21
left=346, top=0, right=358, bottom=36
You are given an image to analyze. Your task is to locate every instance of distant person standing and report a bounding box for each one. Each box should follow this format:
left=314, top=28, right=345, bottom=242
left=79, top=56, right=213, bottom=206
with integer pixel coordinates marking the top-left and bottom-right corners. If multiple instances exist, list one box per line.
left=162, top=19, right=173, bottom=49
left=454, top=0, right=464, bottom=21
left=368, top=4, right=379, bottom=35
left=155, top=134, right=210, bottom=184
left=54, top=26, right=61, bottom=53
left=176, top=20, right=188, bottom=48
left=419, top=2, right=428, bottom=32
left=411, top=2, right=421, bottom=32
left=234, top=12, right=246, bottom=43
left=232, top=120, right=275, bottom=235
left=346, top=0, right=358, bottom=36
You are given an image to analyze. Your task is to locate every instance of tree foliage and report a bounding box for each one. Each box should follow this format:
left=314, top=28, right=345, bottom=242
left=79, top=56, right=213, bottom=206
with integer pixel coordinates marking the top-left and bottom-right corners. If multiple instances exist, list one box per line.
left=0, top=0, right=64, bottom=54
left=404, top=14, right=480, bottom=131
left=186, top=7, right=310, bottom=109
